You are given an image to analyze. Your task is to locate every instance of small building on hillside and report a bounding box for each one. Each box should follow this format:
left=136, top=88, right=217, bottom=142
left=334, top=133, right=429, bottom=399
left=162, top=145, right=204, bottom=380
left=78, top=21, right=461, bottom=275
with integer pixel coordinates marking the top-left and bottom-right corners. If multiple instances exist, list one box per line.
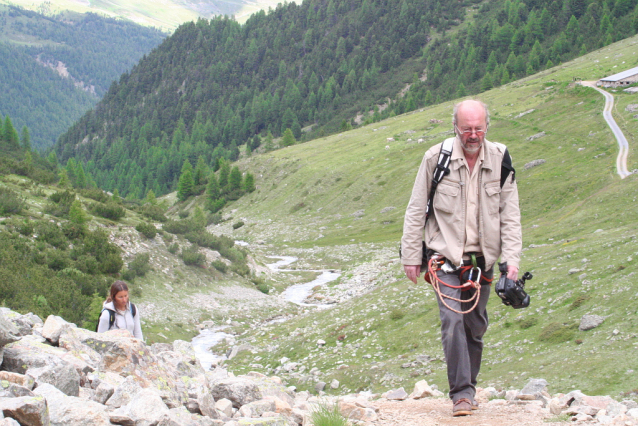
left=598, top=66, right=638, bottom=88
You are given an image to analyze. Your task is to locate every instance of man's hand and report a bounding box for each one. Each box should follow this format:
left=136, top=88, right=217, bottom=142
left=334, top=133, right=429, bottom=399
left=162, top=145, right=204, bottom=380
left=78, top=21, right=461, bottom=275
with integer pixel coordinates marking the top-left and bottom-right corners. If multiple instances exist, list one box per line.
left=404, top=265, right=421, bottom=284
left=507, top=265, right=518, bottom=281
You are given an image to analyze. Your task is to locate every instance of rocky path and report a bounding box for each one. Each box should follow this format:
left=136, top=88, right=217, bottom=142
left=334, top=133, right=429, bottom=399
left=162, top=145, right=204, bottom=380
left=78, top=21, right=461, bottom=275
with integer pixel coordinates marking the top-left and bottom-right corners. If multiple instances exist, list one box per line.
left=370, top=398, right=569, bottom=425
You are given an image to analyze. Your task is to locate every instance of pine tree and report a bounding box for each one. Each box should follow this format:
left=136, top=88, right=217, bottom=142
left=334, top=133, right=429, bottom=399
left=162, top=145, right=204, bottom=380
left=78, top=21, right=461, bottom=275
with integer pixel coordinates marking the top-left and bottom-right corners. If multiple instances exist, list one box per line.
left=145, top=189, right=157, bottom=205
left=3, top=116, right=19, bottom=149
left=194, top=156, right=207, bottom=186
left=47, top=151, right=58, bottom=169
left=282, top=128, right=296, bottom=146
left=218, top=158, right=230, bottom=190
left=58, top=169, right=71, bottom=188
left=480, top=73, right=493, bottom=92
left=243, top=172, right=256, bottom=193
left=76, top=163, right=87, bottom=189
left=177, top=160, right=194, bottom=201
left=229, top=166, right=242, bottom=191
left=20, top=126, right=31, bottom=151
left=206, top=172, right=221, bottom=201
left=264, top=131, right=274, bottom=152
left=69, top=200, right=88, bottom=226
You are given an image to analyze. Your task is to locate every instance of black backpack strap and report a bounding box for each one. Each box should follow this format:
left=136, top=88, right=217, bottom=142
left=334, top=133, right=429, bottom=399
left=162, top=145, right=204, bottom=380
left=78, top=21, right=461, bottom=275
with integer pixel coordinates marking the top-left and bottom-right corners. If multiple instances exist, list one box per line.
left=130, top=303, right=136, bottom=318
left=96, top=308, right=116, bottom=332
left=425, top=138, right=454, bottom=220
left=500, top=148, right=515, bottom=188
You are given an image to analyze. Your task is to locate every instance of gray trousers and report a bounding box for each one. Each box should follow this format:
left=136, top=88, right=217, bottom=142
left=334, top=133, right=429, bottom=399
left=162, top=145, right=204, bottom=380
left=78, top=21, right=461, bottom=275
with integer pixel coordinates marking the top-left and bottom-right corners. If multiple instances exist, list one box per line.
left=435, top=268, right=492, bottom=403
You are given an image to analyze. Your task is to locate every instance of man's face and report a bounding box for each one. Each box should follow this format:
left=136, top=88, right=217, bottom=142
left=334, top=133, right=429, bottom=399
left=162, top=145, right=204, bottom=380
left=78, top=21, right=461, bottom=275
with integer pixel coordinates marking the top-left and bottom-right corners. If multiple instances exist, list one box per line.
left=455, top=104, right=487, bottom=155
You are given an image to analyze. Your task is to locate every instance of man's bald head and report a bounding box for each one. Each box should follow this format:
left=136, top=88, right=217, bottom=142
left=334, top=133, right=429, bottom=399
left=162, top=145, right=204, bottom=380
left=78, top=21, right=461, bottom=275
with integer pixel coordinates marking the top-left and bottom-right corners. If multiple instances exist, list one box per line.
left=453, top=100, right=490, bottom=128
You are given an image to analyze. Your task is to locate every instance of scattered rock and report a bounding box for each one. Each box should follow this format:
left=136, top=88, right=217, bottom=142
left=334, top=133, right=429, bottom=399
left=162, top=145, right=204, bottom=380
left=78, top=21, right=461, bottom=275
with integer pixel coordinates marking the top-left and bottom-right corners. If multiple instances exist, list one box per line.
left=526, top=131, right=546, bottom=141
left=384, top=387, right=408, bottom=400
left=514, top=109, right=535, bottom=118
left=524, top=159, right=546, bottom=170
left=517, top=378, right=548, bottom=401
left=579, top=315, right=604, bottom=331
left=409, top=380, right=434, bottom=399
left=625, top=103, right=638, bottom=112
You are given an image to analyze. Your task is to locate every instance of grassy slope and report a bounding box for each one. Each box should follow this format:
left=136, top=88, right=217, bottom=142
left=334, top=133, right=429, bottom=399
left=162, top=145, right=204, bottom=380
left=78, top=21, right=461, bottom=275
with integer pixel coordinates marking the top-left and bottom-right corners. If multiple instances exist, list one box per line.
left=217, top=35, right=638, bottom=399
left=0, top=0, right=282, bottom=29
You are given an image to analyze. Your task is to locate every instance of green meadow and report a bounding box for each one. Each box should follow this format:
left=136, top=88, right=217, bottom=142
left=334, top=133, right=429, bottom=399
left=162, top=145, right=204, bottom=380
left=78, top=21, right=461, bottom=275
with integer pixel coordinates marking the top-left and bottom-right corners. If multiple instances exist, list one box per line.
left=218, top=35, right=638, bottom=399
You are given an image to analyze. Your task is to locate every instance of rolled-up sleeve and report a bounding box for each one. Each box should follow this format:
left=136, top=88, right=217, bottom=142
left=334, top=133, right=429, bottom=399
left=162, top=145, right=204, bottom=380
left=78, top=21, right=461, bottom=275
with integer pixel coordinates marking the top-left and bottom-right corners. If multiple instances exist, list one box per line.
left=499, top=171, right=522, bottom=268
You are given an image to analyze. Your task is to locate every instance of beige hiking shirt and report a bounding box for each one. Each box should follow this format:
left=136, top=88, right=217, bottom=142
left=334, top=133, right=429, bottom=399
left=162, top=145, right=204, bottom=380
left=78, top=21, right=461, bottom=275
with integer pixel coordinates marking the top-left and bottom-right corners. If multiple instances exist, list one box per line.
left=401, top=137, right=522, bottom=270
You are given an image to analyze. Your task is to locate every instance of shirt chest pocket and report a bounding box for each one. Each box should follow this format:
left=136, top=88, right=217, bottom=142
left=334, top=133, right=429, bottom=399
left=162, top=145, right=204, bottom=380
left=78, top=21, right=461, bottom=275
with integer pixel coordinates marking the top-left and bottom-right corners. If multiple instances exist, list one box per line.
left=484, top=182, right=501, bottom=215
left=434, top=182, right=460, bottom=214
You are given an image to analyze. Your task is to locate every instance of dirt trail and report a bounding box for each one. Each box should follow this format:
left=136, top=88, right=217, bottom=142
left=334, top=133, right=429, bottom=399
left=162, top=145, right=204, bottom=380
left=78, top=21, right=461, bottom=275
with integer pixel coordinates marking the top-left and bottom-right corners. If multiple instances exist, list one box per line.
left=369, top=398, right=570, bottom=426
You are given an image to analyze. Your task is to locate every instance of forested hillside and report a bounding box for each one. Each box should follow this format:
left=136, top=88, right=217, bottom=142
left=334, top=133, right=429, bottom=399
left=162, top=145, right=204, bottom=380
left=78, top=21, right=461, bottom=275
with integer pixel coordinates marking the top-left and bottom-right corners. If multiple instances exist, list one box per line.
left=56, top=0, right=638, bottom=199
left=0, top=114, right=254, bottom=334
left=0, top=5, right=166, bottom=149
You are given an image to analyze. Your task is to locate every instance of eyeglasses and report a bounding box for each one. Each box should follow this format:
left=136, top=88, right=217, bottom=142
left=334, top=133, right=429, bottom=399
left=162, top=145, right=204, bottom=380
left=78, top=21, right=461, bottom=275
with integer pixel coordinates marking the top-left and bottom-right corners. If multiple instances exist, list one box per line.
left=455, top=125, right=487, bottom=137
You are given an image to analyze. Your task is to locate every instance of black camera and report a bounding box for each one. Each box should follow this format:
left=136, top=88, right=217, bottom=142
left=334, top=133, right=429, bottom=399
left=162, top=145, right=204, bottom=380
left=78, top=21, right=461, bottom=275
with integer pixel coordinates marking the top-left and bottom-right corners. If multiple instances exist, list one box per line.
left=495, top=263, right=531, bottom=309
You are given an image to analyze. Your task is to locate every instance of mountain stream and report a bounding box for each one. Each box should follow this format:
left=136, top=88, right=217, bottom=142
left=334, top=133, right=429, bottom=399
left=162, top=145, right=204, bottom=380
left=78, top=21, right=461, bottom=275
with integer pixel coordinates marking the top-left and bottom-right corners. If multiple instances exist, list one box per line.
left=191, top=254, right=341, bottom=370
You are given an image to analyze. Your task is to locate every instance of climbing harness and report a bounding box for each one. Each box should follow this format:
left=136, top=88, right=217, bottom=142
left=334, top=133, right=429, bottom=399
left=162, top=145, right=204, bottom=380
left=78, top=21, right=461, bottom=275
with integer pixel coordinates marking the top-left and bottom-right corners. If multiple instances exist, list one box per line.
left=426, top=253, right=492, bottom=315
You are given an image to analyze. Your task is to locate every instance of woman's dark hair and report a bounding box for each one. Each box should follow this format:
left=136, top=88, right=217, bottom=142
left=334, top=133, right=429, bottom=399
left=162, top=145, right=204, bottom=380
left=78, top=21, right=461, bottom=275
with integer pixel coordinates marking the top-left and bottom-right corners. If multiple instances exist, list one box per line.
left=106, top=280, right=129, bottom=303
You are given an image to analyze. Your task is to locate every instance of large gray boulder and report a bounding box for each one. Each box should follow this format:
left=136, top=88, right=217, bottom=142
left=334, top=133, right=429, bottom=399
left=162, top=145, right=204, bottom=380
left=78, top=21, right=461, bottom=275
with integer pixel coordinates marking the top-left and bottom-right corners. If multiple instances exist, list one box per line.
left=0, top=395, right=49, bottom=426
left=60, top=327, right=191, bottom=407
left=1, top=336, right=80, bottom=396
left=157, top=407, right=221, bottom=426
left=33, top=383, right=111, bottom=425
left=0, top=311, right=20, bottom=347
left=517, top=378, right=549, bottom=400
left=579, top=315, right=604, bottom=331
left=41, top=315, right=75, bottom=346
left=211, top=378, right=262, bottom=408
left=121, top=388, right=171, bottom=426
left=105, top=376, right=143, bottom=408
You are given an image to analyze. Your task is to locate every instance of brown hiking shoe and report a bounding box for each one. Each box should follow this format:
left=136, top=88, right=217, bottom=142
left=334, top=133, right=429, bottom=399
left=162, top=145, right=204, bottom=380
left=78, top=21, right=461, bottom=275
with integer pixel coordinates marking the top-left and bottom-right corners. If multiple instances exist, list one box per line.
left=453, top=398, right=473, bottom=417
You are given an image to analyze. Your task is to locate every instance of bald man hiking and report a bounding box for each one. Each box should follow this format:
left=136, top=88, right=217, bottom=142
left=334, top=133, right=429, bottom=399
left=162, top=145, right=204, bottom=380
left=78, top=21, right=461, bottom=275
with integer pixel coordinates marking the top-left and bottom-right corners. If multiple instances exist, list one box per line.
left=401, top=99, right=522, bottom=416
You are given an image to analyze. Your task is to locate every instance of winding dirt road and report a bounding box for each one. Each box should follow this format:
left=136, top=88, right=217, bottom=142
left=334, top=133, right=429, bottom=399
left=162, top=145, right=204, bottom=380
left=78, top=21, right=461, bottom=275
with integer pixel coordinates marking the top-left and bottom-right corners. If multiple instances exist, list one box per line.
left=581, top=81, right=631, bottom=178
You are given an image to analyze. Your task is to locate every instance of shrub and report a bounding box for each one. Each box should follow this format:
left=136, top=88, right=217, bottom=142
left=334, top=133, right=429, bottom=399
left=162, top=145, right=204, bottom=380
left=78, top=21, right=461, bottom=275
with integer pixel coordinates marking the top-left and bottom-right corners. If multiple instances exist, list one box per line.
left=128, top=253, right=151, bottom=278
left=211, top=260, right=228, bottom=273
left=61, top=221, right=85, bottom=239
left=390, top=309, right=405, bottom=320
left=231, top=262, right=250, bottom=276
left=139, top=204, right=167, bottom=222
left=309, top=400, right=350, bottom=426
left=91, top=202, right=125, bottom=221
left=121, top=269, right=137, bottom=281
left=518, top=317, right=538, bottom=329
left=135, top=222, right=157, bottom=239
left=256, top=283, right=269, bottom=294
left=167, top=243, right=179, bottom=254
left=46, top=190, right=76, bottom=217
left=98, top=252, right=123, bottom=274
left=539, top=322, right=578, bottom=344
left=289, top=202, right=305, bottom=213
left=181, top=246, right=205, bottom=267
left=207, top=212, right=223, bottom=225
left=232, top=221, right=244, bottom=229
left=178, top=210, right=190, bottom=219
left=79, top=188, right=109, bottom=203
left=0, top=186, right=25, bottom=215
left=47, top=250, right=70, bottom=270
left=35, top=221, right=67, bottom=249
left=569, top=294, right=591, bottom=311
